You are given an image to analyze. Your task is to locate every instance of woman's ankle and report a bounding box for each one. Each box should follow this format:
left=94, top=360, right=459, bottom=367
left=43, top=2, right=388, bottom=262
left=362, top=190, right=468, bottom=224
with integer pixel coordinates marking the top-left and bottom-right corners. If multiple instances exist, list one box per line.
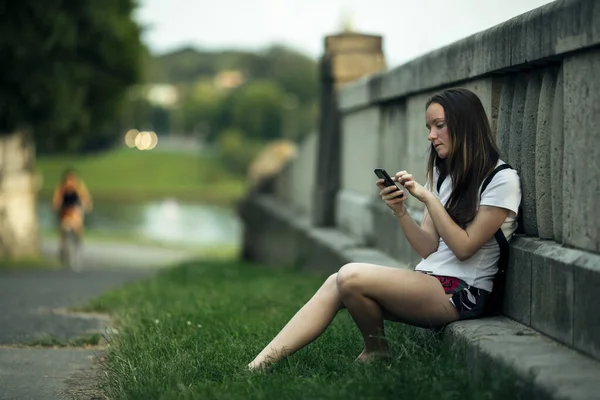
left=355, top=349, right=390, bottom=363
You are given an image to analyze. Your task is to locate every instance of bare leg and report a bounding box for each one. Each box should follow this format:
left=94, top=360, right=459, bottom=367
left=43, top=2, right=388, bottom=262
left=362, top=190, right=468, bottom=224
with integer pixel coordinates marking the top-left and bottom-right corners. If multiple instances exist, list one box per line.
left=58, top=229, right=66, bottom=260
left=248, top=274, right=343, bottom=370
left=336, top=263, right=459, bottom=361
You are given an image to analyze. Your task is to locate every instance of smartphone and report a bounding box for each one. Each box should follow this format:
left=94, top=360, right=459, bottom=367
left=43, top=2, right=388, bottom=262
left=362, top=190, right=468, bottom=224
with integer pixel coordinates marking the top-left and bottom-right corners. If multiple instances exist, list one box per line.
left=374, top=168, right=403, bottom=196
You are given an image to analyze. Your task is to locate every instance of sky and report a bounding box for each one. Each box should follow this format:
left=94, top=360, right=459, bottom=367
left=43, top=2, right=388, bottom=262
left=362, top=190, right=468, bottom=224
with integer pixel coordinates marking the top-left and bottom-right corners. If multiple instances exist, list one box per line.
left=134, top=0, right=556, bottom=67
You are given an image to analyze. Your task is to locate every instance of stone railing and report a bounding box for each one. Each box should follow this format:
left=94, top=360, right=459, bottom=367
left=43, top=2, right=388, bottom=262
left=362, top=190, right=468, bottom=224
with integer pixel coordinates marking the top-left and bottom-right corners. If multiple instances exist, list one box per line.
left=239, top=0, right=600, bottom=376
left=0, top=131, right=40, bottom=259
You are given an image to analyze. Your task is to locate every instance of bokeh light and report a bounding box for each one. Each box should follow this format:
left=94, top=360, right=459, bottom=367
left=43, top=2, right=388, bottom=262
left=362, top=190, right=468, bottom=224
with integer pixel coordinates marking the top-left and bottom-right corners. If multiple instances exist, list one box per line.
left=125, top=129, right=139, bottom=147
left=133, top=131, right=159, bottom=150
left=147, top=131, right=159, bottom=150
left=135, top=131, right=152, bottom=150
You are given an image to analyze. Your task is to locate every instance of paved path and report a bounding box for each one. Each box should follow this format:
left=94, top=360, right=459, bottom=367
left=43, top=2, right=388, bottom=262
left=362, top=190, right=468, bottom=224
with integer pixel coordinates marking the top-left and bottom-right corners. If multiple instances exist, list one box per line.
left=0, top=240, right=196, bottom=400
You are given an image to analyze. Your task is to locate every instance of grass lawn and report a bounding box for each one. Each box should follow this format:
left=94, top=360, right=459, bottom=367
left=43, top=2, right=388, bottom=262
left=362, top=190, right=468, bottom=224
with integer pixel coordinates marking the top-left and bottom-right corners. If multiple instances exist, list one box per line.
left=40, top=230, right=241, bottom=261
left=0, top=256, right=61, bottom=271
left=81, top=259, right=530, bottom=400
left=35, top=148, right=246, bottom=204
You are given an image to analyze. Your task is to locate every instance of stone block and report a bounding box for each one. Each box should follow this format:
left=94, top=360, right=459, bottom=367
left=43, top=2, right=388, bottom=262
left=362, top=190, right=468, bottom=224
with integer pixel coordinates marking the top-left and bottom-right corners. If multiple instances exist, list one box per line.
left=535, top=68, right=558, bottom=240
left=531, top=242, right=577, bottom=347
left=340, top=107, right=381, bottom=196
left=370, top=200, right=400, bottom=257
left=299, top=226, right=359, bottom=274
left=291, top=132, right=318, bottom=216
left=335, top=190, right=373, bottom=244
left=521, top=71, right=542, bottom=236
left=562, top=50, right=600, bottom=253
left=573, top=252, right=600, bottom=361
left=378, top=102, right=406, bottom=177
left=444, top=316, right=600, bottom=400
left=508, top=73, right=527, bottom=170
left=504, top=237, right=544, bottom=326
left=496, top=76, right=515, bottom=160
left=550, top=67, right=564, bottom=243
left=370, top=201, right=422, bottom=267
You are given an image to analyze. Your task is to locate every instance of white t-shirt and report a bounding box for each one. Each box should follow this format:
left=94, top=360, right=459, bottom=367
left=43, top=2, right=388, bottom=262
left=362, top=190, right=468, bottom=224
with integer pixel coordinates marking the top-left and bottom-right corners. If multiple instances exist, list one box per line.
left=414, top=160, right=522, bottom=292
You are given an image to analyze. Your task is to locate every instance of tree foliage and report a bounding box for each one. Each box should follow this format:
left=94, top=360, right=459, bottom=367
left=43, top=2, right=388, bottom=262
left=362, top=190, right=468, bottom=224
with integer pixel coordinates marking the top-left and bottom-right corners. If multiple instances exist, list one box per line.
left=0, top=0, right=145, bottom=152
left=150, top=44, right=319, bottom=143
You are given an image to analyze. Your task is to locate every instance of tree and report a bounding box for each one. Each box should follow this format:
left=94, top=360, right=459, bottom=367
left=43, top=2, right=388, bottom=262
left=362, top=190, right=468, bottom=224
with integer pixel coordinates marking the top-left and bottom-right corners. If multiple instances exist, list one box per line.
left=172, top=80, right=224, bottom=137
left=228, top=80, right=285, bottom=141
left=254, top=45, right=319, bottom=104
left=0, top=0, right=145, bottom=152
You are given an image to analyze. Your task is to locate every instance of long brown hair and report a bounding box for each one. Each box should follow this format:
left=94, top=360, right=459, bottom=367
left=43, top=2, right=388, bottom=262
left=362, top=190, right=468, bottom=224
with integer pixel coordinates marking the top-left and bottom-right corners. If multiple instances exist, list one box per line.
left=425, top=88, right=500, bottom=227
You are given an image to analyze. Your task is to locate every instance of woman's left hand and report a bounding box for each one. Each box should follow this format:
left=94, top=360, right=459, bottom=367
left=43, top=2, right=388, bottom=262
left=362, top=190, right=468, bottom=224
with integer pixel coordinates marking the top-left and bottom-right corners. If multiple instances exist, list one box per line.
left=394, top=171, right=431, bottom=203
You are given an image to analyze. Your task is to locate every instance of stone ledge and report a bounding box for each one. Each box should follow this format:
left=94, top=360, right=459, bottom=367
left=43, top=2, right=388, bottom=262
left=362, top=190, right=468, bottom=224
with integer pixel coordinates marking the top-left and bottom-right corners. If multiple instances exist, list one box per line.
left=505, top=237, right=600, bottom=362
left=339, top=0, right=600, bottom=112
left=440, top=317, right=600, bottom=400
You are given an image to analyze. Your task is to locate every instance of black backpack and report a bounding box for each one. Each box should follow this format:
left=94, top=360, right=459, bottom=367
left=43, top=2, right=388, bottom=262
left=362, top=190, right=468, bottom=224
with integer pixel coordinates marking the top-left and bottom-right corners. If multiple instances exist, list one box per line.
left=436, top=163, right=523, bottom=317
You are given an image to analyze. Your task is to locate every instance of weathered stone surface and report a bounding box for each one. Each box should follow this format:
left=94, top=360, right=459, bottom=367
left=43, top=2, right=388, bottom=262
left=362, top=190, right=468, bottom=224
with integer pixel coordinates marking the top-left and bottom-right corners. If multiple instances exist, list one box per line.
left=521, top=72, right=542, bottom=236
left=550, top=67, right=564, bottom=243
left=573, top=252, right=600, bottom=361
left=535, top=69, right=558, bottom=240
left=508, top=74, right=527, bottom=170
left=0, top=131, right=39, bottom=259
left=312, top=32, right=386, bottom=227
left=339, top=0, right=600, bottom=111
left=496, top=77, right=515, bottom=161
left=503, top=237, right=544, bottom=326
left=531, top=241, right=577, bottom=348
left=562, top=50, right=600, bottom=253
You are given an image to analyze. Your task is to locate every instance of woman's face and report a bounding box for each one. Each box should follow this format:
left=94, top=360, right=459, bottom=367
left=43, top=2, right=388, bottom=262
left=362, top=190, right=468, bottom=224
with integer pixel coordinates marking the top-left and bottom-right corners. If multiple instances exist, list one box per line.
left=425, top=102, right=451, bottom=159
left=64, top=173, right=77, bottom=186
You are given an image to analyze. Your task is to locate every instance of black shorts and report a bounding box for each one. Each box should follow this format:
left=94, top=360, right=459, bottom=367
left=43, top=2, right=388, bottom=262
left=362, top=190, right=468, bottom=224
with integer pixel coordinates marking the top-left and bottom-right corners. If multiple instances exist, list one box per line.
left=419, top=271, right=490, bottom=320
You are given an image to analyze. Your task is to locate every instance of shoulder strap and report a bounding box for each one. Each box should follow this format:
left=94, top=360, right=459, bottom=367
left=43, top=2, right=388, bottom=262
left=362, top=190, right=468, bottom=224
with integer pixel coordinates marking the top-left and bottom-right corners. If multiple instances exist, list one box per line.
left=480, top=163, right=513, bottom=273
left=438, top=163, right=512, bottom=196
left=480, top=163, right=512, bottom=196
left=436, top=173, right=446, bottom=193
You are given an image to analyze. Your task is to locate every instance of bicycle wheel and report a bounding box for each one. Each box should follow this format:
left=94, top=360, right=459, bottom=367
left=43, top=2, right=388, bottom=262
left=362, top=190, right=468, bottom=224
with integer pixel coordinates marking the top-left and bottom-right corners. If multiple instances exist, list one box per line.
left=64, top=229, right=81, bottom=271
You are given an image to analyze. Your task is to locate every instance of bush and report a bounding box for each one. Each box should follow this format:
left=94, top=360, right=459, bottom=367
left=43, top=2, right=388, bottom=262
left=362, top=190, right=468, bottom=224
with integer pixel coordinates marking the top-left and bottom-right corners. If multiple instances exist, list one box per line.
left=216, top=128, right=264, bottom=176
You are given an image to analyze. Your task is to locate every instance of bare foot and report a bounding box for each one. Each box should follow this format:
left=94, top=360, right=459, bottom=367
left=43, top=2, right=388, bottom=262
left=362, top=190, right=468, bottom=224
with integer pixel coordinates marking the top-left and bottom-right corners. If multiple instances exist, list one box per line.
left=247, top=359, right=275, bottom=373
left=354, top=349, right=390, bottom=364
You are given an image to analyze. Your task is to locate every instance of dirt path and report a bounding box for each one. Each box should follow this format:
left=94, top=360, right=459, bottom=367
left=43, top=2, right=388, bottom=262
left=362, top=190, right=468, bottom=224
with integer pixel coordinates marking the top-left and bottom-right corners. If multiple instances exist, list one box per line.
left=0, top=240, right=196, bottom=400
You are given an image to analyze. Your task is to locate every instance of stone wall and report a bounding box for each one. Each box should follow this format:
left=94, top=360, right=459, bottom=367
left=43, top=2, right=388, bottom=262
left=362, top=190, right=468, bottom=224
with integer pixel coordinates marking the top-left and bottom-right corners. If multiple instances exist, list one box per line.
left=0, top=131, right=40, bottom=259
left=239, top=0, right=600, bottom=372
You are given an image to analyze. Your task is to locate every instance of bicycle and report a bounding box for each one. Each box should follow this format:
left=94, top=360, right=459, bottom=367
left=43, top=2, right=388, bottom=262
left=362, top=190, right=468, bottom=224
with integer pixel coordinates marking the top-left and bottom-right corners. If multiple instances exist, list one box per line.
left=59, top=215, right=83, bottom=271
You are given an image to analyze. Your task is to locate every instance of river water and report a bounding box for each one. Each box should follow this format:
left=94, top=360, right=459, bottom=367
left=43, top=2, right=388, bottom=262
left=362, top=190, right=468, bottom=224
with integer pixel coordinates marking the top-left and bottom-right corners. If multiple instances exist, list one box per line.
left=37, top=199, right=241, bottom=248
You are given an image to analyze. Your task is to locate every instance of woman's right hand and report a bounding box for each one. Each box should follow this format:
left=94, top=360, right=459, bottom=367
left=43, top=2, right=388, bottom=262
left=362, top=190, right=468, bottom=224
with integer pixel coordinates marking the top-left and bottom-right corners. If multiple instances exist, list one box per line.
left=376, top=179, right=407, bottom=216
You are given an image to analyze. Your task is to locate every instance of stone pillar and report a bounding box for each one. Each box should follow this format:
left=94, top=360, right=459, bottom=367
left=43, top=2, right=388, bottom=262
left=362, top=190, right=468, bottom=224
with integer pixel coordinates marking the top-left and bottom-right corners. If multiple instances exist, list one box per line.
left=0, top=130, right=40, bottom=259
left=311, top=32, right=386, bottom=226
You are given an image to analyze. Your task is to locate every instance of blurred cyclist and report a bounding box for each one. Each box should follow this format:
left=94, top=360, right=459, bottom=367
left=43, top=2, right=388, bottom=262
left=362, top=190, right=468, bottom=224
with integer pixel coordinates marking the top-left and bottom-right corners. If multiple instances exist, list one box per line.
left=52, top=168, right=93, bottom=259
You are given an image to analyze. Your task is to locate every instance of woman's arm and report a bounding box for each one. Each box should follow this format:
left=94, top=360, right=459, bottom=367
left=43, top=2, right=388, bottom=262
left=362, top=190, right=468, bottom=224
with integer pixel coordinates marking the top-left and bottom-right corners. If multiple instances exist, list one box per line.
left=423, top=194, right=508, bottom=261
left=395, top=207, right=440, bottom=259
left=378, top=181, right=440, bottom=259
left=51, top=186, right=62, bottom=210
left=78, top=182, right=93, bottom=211
left=398, top=171, right=510, bottom=261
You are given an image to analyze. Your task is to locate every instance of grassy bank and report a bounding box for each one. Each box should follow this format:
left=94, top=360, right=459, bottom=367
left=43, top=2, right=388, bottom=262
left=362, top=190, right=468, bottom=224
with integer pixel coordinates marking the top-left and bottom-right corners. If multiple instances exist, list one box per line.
left=82, top=259, right=528, bottom=399
left=0, top=256, right=61, bottom=271
left=40, top=230, right=240, bottom=258
left=36, top=148, right=246, bottom=204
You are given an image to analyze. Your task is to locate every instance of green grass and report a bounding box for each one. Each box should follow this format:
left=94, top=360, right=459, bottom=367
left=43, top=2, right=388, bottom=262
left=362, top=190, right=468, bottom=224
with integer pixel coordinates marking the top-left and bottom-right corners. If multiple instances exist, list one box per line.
left=81, top=259, right=531, bottom=400
left=35, top=148, right=246, bottom=204
left=0, top=256, right=61, bottom=270
left=19, top=333, right=102, bottom=348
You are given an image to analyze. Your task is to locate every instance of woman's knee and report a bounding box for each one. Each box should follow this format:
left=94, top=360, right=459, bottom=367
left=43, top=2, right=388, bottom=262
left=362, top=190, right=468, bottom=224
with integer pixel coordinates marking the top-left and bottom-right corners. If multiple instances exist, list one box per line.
left=320, top=273, right=339, bottom=294
left=336, top=263, right=366, bottom=295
